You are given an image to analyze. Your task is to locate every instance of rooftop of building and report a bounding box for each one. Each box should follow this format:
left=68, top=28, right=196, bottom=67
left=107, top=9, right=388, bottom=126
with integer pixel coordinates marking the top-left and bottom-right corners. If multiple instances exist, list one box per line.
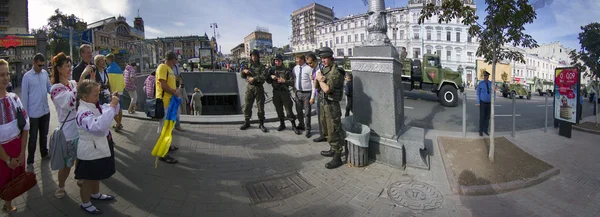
left=291, top=2, right=332, bottom=15
left=148, top=35, right=210, bottom=42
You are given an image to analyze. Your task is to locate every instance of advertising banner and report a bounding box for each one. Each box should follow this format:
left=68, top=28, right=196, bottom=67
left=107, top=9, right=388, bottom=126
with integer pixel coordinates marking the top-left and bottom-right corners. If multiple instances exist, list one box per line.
left=194, top=45, right=201, bottom=57
left=199, top=49, right=211, bottom=66
left=554, top=67, right=580, bottom=123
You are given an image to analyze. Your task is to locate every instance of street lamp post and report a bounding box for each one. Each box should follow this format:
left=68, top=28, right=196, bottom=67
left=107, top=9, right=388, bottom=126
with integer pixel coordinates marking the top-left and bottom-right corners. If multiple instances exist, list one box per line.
left=210, top=23, right=218, bottom=70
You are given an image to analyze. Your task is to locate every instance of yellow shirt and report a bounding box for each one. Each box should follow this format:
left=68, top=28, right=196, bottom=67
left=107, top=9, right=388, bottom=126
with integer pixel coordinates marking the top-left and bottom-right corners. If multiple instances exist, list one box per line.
left=155, top=64, right=176, bottom=108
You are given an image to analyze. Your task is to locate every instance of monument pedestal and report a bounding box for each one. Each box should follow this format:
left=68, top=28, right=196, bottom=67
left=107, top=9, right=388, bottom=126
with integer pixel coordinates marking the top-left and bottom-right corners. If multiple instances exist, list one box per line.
left=350, top=45, right=429, bottom=169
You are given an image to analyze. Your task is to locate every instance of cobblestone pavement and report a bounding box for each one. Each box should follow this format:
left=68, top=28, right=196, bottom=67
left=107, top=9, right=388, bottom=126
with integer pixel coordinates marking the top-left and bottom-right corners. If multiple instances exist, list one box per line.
left=2, top=96, right=600, bottom=217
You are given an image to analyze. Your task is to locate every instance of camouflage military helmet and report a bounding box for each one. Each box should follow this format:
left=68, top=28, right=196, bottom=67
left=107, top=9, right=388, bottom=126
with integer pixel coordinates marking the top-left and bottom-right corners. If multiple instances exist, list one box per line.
left=274, top=54, right=283, bottom=60
left=317, top=47, right=333, bottom=58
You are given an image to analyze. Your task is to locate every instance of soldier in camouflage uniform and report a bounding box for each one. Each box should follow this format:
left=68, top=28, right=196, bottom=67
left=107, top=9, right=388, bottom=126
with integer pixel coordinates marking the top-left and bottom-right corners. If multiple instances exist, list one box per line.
left=240, top=49, right=268, bottom=132
left=266, top=54, right=301, bottom=134
left=315, top=47, right=346, bottom=169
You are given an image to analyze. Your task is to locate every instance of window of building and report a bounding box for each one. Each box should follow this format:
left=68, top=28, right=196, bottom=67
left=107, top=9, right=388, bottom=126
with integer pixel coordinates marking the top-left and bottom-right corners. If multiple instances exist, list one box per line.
left=437, top=31, right=441, bottom=41
left=360, top=20, right=364, bottom=26
left=414, top=32, right=420, bottom=39
left=330, top=40, right=333, bottom=47
left=347, top=35, right=351, bottom=43
left=393, top=31, right=397, bottom=40
left=340, top=36, right=344, bottom=43
left=336, top=25, right=339, bottom=31
left=467, top=35, right=472, bottom=43
left=446, top=31, right=451, bottom=41
left=457, top=52, right=461, bottom=62
left=437, top=49, right=442, bottom=57
left=361, top=33, right=365, bottom=41
left=427, top=49, right=432, bottom=54
left=400, top=30, right=405, bottom=39
left=427, top=30, right=432, bottom=40
left=413, top=13, right=417, bottom=23
left=447, top=50, right=451, bottom=61
left=320, top=42, right=323, bottom=47
left=348, top=48, right=353, bottom=57
left=336, top=37, right=339, bottom=44
left=325, top=41, right=328, bottom=47
left=355, top=34, right=358, bottom=42
left=413, top=48, right=421, bottom=58
left=337, top=48, right=345, bottom=56
left=456, top=32, right=460, bottom=42
left=329, top=27, right=332, bottom=32
left=467, top=52, right=473, bottom=62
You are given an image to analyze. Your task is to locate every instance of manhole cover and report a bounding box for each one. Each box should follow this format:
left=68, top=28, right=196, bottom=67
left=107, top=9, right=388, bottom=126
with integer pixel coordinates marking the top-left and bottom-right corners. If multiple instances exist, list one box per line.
left=387, top=180, right=443, bottom=210
left=245, top=173, right=314, bottom=204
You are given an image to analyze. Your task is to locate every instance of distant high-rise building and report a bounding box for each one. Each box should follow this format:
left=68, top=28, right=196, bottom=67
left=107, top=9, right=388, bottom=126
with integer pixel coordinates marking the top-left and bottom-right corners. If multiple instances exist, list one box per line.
left=290, top=3, right=333, bottom=53
left=244, top=28, right=273, bottom=56
left=0, top=0, right=28, bottom=35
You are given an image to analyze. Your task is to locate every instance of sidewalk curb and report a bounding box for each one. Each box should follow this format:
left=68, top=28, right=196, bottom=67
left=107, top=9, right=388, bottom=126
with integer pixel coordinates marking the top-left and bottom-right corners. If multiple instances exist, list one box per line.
left=573, top=123, right=600, bottom=135
left=437, top=136, right=560, bottom=196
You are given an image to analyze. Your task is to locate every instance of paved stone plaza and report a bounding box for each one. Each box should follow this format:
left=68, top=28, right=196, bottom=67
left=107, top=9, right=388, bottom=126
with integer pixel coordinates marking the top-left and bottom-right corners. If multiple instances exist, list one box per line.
left=2, top=97, right=600, bottom=217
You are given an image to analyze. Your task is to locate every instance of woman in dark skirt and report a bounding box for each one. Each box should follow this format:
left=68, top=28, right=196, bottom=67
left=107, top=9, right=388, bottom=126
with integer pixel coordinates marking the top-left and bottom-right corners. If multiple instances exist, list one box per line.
left=74, top=76, right=120, bottom=215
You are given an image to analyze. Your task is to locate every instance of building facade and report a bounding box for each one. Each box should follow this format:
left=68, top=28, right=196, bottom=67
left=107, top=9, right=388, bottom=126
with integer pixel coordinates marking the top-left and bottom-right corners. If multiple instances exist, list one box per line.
left=88, top=15, right=145, bottom=68
left=524, top=42, right=592, bottom=85
left=291, top=3, right=334, bottom=53
left=0, top=0, right=28, bottom=35
left=244, top=30, right=273, bottom=56
left=230, top=43, right=245, bottom=60
left=314, top=0, right=479, bottom=83
left=149, top=34, right=213, bottom=67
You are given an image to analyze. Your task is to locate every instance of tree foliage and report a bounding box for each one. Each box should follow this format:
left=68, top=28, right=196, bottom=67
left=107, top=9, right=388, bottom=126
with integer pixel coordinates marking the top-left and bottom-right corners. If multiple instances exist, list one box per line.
left=418, top=0, right=538, bottom=64
left=501, top=71, right=508, bottom=82
left=571, top=23, right=600, bottom=79
left=32, top=9, right=87, bottom=62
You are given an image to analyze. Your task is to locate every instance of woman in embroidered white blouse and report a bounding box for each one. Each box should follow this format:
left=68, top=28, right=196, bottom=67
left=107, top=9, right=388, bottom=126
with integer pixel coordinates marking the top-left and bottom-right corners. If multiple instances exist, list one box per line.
left=0, top=59, right=30, bottom=213
left=49, top=53, right=79, bottom=199
left=73, top=79, right=119, bottom=215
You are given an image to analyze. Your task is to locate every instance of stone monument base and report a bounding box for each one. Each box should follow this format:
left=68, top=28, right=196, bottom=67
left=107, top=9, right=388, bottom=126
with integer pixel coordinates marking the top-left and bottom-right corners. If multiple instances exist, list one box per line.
left=368, top=126, right=429, bottom=170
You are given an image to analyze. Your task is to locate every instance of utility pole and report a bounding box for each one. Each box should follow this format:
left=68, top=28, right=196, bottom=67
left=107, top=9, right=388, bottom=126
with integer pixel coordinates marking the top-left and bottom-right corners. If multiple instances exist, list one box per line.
left=210, top=22, right=218, bottom=70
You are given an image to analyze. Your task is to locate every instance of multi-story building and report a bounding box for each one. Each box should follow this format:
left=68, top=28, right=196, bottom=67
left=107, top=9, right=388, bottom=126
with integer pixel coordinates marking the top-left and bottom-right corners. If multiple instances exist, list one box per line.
left=0, top=0, right=45, bottom=73
left=149, top=34, right=213, bottom=67
left=314, top=0, right=479, bottom=83
left=525, top=42, right=592, bottom=85
left=230, top=43, right=245, bottom=60
left=505, top=46, right=566, bottom=87
left=244, top=28, right=273, bottom=56
left=291, top=3, right=334, bottom=53
left=88, top=15, right=145, bottom=67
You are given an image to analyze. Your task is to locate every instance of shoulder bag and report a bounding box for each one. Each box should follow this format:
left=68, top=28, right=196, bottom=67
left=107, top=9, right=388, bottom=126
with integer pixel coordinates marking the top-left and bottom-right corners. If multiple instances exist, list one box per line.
left=146, top=72, right=167, bottom=119
left=49, top=111, right=73, bottom=170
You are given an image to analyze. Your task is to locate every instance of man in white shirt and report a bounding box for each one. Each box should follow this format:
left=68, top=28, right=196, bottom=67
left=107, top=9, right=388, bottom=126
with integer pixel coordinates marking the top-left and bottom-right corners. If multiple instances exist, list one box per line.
left=292, top=54, right=316, bottom=138
left=21, top=53, right=52, bottom=165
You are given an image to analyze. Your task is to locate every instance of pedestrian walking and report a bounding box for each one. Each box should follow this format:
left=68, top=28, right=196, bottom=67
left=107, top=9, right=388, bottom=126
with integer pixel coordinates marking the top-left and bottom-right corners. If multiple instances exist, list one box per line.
left=179, top=83, right=189, bottom=115
left=239, top=49, right=268, bottom=132
left=73, top=79, right=118, bottom=215
left=192, top=87, right=203, bottom=115
left=292, top=54, right=316, bottom=138
left=266, top=54, right=300, bottom=134
left=155, top=51, right=180, bottom=164
left=0, top=59, right=30, bottom=213
left=476, top=71, right=494, bottom=136
left=307, top=54, right=326, bottom=142
left=124, top=63, right=138, bottom=114
left=48, top=53, right=78, bottom=199
left=21, top=53, right=52, bottom=166
left=345, top=72, right=353, bottom=117
left=106, top=54, right=124, bottom=132
left=315, top=47, right=345, bottom=169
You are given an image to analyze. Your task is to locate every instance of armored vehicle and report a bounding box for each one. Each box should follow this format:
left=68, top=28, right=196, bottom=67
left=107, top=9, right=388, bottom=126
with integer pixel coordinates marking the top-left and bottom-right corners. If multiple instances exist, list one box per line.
left=501, top=82, right=532, bottom=100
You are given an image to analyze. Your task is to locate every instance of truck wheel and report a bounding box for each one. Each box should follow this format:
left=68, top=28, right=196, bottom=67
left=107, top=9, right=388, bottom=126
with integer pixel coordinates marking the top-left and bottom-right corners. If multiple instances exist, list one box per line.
left=519, top=96, right=524, bottom=99
left=438, top=85, right=458, bottom=107
left=503, top=92, right=508, bottom=98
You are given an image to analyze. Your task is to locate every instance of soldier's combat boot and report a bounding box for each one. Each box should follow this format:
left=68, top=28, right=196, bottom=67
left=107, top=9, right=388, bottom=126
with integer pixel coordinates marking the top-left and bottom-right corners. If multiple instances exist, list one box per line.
left=320, top=147, right=335, bottom=157
left=277, top=119, right=286, bottom=131
left=259, top=120, right=268, bottom=133
left=290, top=120, right=301, bottom=135
left=240, top=120, right=251, bottom=130
left=325, top=152, right=343, bottom=169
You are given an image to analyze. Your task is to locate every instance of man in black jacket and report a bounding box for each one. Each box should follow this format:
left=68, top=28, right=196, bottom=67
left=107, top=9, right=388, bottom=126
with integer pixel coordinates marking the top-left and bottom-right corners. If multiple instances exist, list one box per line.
left=72, top=44, right=94, bottom=81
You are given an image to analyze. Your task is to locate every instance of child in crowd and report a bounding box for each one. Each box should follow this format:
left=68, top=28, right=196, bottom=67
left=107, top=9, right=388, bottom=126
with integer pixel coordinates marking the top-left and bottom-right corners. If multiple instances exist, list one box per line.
left=345, top=72, right=353, bottom=117
left=74, top=78, right=119, bottom=215
left=192, top=87, right=203, bottom=116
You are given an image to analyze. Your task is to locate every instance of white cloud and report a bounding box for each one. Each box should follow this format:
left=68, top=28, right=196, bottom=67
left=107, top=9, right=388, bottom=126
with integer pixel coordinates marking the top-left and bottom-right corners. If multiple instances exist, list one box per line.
left=172, top=22, right=185, bottom=27
left=29, top=0, right=131, bottom=30
left=144, top=26, right=166, bottom=36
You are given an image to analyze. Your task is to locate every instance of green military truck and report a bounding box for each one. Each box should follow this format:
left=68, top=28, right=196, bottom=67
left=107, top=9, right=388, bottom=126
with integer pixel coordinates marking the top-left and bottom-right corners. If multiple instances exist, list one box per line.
left=400, top=54, right=464, bottom=107
left=532, top=77, right=554, bottom=96
left=501, top=82, right=532, bottom=100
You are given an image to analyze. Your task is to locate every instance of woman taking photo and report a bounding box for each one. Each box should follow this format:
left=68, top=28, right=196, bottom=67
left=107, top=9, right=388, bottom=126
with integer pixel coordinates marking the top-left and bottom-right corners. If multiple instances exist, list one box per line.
left=49, top=53, right=79, bottom=199
left=0, top=59, right=29, bottom=213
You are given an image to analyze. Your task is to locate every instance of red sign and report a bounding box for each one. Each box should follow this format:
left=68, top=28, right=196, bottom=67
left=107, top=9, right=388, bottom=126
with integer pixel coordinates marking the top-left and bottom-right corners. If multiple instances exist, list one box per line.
left=555, top=68, right=579, bottom=99
left=429, top=71, right=436, bottom=79
left=514, top=78, right=520, bottom=82
left=0, top=36, right=23, bottom=48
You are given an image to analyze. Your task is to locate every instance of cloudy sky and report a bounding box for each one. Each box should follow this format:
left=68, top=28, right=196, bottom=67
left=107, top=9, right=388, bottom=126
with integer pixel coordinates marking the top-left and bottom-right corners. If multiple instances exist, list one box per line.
left=29, top=0, right=598, bottom=54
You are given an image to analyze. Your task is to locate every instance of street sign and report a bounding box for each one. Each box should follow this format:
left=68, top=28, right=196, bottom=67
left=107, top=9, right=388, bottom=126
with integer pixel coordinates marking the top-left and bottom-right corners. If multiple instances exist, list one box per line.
left=81, top=29, right=93, bottom=44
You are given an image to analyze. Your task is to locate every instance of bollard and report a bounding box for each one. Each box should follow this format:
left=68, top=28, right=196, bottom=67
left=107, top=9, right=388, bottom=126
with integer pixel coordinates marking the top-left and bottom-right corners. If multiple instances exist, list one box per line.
left=544, top=94, right=548, bottom=133
left=463, top=92, right=467, bottom=138
left=512, top=93, right=516, bottom=137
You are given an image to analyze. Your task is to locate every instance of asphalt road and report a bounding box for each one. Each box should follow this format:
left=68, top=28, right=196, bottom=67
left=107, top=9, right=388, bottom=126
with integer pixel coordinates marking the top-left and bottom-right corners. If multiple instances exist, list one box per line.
left=403, top=88, right=598, bottom=132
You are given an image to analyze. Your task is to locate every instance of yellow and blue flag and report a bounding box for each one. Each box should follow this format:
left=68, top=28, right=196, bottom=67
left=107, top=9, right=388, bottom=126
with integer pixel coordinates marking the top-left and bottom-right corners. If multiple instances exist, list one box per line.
left=151, top=96, right=181, bottom=168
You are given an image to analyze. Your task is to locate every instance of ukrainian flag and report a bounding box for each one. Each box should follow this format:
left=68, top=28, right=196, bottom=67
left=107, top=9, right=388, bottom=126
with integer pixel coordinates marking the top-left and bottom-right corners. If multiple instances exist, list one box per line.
left=107, top=62, right=125, bottom=93
left=151, top=96, right=181, bottom=168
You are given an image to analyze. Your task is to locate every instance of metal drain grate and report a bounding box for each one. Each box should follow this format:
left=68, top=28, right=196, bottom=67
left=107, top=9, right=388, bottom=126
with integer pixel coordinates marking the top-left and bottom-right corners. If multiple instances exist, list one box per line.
left=245, top=173, right=314, bottom=204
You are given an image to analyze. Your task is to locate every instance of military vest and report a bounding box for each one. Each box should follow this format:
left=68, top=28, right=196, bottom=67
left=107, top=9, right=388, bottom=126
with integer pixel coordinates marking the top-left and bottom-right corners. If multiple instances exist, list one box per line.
left=322, top=63, right=345, bottom=102
left=270, top=66, right=292, bottom=91
left=248, top=61, right=266, bottom=86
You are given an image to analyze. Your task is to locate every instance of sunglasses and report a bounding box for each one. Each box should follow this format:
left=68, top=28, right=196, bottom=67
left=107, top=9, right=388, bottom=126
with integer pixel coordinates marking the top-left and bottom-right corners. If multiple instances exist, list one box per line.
left=37, top=64, right=44, bottom=67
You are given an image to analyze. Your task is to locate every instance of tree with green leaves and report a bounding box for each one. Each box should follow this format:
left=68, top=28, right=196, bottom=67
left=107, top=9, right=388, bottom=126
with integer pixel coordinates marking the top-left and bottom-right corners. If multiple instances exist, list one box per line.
left=30, top=9, right=87, bottom=62
left=501, top=71, right=508, bottom=83
left=419, top=0, right=538, bottom=162
left=571, top=22, right=600, bottom=125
